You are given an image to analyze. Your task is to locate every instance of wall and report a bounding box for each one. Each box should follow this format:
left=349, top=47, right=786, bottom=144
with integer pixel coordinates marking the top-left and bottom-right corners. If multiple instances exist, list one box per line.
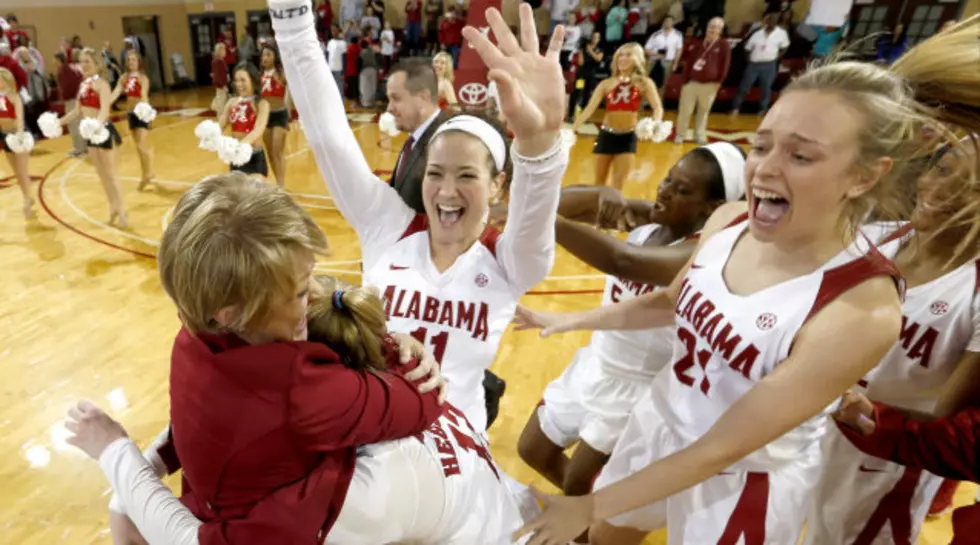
left=964, top=0, right=979, bottom=17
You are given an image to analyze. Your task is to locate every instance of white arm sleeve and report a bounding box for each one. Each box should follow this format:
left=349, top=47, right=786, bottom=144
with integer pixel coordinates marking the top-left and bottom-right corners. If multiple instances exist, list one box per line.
left=497, top=139, right=569, bottom=296
left=99, top=438, right=202, bottom=545
left=108, top=426, right=173, bottom=514
left=968, top=287, right=980, bottom=353
left=271, top=0, right=413, bottom=265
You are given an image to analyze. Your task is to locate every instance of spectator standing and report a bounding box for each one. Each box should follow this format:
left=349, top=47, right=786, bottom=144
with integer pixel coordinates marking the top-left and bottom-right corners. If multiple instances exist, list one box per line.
left=315, top=0, right=334, bottom=41
left=341, top=0, right=366, bottom=26
left=604, top=0, right=629, bottom=57
left=643, top=14, right=683, bottom=91
left=54, top=52, right=85, bottom=156
left=812, top=20, right=848, bottom=61
left=210, top=43, right=229, bottom=113
left=326, top=26, right=348, bottom=93
left=4, top=15, right=29, bottom=49
left=367, top=0, right=386, bottom=28
left=877, top=23, right=907, bottom=65
left=20, top=54, right=47, bottom=138
left=217, top=28, right=237, bottom=71
left=424, top=0, right=443, bottom=55
left=569, top=31, right=603, bottom=120
left=673, top=16, right=729, bottom=144
left=238, top=26, right=257, bottom=69
left=549, top=0, right=575, bottom=37
left=629, top=0, right=653, bottom=43
left=438, top=8, right=464, bottom=67
left=730, top=10, right=788, bottom=115
left=574, top=0, right=600, bottom=42
left=345, top=31, right=362, bottom=101
left=361, top=11, right=381, bottom=40
left=560, top=12, right=582, bottom=70
left=404, top=0, right=422, bottom=55
left=380, top=22, right=396, bottom=73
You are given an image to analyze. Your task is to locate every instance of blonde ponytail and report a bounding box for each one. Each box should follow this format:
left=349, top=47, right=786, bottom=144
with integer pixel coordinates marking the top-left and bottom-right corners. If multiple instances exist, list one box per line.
left=307, top=276, right=390, bottom=373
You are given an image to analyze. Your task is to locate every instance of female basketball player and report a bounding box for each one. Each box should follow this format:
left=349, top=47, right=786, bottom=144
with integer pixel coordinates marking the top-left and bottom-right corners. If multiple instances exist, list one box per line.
left=272, top=2, right=568, bottom=432
left=110, top=50, right=155, bottom=190
left=513, top=20, right=980, bottom=545
left=0, top=68, right=33, bottom=217
left=218, top=64, right=270, bottom=177
left=58, top=48, right=127, bottom=227
left=259, top=45, right=290, bottom=187
left=67, top=272, right=533, bottom=545
left=571, top=42, right=663, bottom=190
left=518, top=143, right=746, bottom=506
left=433, top=51, right=457, bottom=110
left=804, top=133, right=980, bottom=545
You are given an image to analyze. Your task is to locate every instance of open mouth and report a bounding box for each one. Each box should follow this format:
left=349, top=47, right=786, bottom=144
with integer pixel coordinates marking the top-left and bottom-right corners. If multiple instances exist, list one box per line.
left=751, top=188, right=790, bottom=226
left=436, top=204, right=465, bottom=227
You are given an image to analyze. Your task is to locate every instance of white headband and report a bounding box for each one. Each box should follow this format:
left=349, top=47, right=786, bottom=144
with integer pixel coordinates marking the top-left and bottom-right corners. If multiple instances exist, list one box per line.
left=432, top=115, right=507, bottom=172
left=703, top=142, right=745, bottom=202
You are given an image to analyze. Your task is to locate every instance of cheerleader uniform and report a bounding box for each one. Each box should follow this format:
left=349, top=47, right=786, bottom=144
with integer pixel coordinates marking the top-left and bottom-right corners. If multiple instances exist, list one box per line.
left=228, top=98, right=269, bottom=176
left=123, top=72, right=151, bottom=131
left=594, top=80, right=640, bottom=155
left=0, top=93, right=15, bottom=153
left=261, top=70, right=290, bottom=128
left=78, top=76, right=122, bottom=150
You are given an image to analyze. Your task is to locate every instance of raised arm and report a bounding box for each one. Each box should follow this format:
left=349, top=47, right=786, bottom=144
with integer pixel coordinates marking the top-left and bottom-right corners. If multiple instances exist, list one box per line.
left=270, top=0, right=413, bottom=249
left=466, top=5, right=570, bottom=295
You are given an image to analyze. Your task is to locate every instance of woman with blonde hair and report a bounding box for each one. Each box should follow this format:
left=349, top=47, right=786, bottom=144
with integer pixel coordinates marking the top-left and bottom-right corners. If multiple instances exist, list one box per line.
left=0, top=67, right=34, bottom=217
left=110, top=49, right=155, bottom=190
left=56, top=47, right=127, bottom=227
left=572, top=42, right=663, bottom=190
left=432, top=51, right=457, bottom=110
left=514, top=17, right=980, bottom=545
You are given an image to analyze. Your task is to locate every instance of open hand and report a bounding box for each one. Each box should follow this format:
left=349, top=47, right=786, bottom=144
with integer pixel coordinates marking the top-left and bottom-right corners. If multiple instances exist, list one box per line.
left=65, top=400, right=128, bottom=460
left=463, top=5, right=565, bottom=154
left=512, top=486, right=594, bottom=544
left=833, top=391, right=876, bottom=435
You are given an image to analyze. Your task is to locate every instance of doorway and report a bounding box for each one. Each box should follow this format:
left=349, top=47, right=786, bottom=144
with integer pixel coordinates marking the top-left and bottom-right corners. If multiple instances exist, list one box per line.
left=121, top=15, right=166, bottom=91
left=246, top=10, right=273, bottom=47
left=188, top=11, right=237, bottom=87
left=900, top=0, right=961, bottom=45
left=848, top=0, right=963, bottom=56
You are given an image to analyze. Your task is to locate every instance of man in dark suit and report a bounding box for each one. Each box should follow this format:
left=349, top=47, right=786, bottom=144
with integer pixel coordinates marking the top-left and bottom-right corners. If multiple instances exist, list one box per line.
left=385, top=59, right=508, bottom=429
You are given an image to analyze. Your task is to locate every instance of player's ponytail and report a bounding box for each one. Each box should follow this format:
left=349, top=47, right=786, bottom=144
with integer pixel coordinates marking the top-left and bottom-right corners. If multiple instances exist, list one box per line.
left=307, top=275, right=390, bottom=373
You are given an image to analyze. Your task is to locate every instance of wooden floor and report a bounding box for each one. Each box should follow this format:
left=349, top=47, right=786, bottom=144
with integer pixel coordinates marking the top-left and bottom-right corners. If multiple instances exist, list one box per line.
left=0, top=87, right=973, bottom=544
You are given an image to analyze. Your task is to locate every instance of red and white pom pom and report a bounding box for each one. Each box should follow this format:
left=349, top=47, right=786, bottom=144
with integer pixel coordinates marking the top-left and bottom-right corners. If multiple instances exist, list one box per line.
left=133, top=102, right=157, bottom=124
left=38, top=112, right=63, bottom=139
left=4, top=131, right=34, bottom=154
left=195, top=120, right=222, bottom=152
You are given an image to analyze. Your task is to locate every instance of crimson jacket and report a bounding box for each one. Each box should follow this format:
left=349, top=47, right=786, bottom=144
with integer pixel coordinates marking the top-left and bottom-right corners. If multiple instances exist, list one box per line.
left=163, top=328, right=442, bottom=544
left=839, top=403, right=980, bottom=545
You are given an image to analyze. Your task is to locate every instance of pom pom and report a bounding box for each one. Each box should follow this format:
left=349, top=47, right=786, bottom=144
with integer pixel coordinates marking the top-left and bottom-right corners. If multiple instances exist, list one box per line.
left=561, top=127, right=576, bottom=148
left=80, top=118, right=110, bottom=144
left=4, top=131, right=35, bottom=154
left=38, top=112, right=63, bottom=139
left=133, top=102, right=157, bottom=124
left=215, top=136, right=241, bottom=165
left=378, top=112, right=399, bottom=137
left=636, top=119, right=673, bottom=143
left=230, top=141, right=253, bottom=167
left=195, top=120, right=222, bottom=152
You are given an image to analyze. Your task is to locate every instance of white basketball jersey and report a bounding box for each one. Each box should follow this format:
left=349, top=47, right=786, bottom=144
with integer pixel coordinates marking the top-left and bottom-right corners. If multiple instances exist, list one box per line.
left=363, top=216, right=517, bottom=432
left=864, top=223, right=980, bottom=414
left=591, top=224, right=685, bottom=379
left=651, top=217, right=899, bottom=471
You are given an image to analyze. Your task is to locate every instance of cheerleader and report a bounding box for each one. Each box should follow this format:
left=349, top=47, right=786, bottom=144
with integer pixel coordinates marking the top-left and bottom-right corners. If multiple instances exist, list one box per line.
left=218, top=64, right=270, bottom=177
left=58, top=48, right=126, bottom=227
left=111, top=49, right=154, bottom=190
left=572, top=42, right=663, bottom=190
left=259, top=45, right=289, bottom=187
left=432, top=51, right=457, bottom=110
left=0, top=67, right=33, bottom=217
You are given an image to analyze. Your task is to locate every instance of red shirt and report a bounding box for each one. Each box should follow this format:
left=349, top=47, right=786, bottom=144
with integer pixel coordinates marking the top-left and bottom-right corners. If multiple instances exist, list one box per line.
left=5, top=29, right=29, bottom=48
left=0, top=54, right=27, bottom=90
left=123, top=73, right=143, bottom=98
left=316, top=3, right=333, bottom=37
left=211, top=58, right=228, bottom=88
left=218, top=35, right=238, bottom=65
left=405, top=0, right=422, bottom=24
left=680, top=38, right=732, bottom=85
left=840, top=403, right=980, bottom=545
left=438, top=18, right=464, bottom=46
left=604, top=80, right=641, bottom=112
left=78, top=76, right=101, bottom=109
left=57, top=63, right=83, bottom=101
left=345, top=40, right=361, bottom=76
left=167, top=328, right=441, bottom=545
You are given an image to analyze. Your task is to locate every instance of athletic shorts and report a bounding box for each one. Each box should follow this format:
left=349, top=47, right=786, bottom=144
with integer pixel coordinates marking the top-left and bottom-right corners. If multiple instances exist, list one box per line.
left=267, top=108, right=290, bottom=129
left=538, top=345, right=651, bottom=454
left=231, top=148, right=269, bottom=177
left=127, top=111, right=151, bottom=131
left=87, top=122, right=123, bottom=150
left=593, top=128, right=637, bottom=155
left=594, top=387, right=821, bottom=543
left=802, top=425, right=944, bottom=545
